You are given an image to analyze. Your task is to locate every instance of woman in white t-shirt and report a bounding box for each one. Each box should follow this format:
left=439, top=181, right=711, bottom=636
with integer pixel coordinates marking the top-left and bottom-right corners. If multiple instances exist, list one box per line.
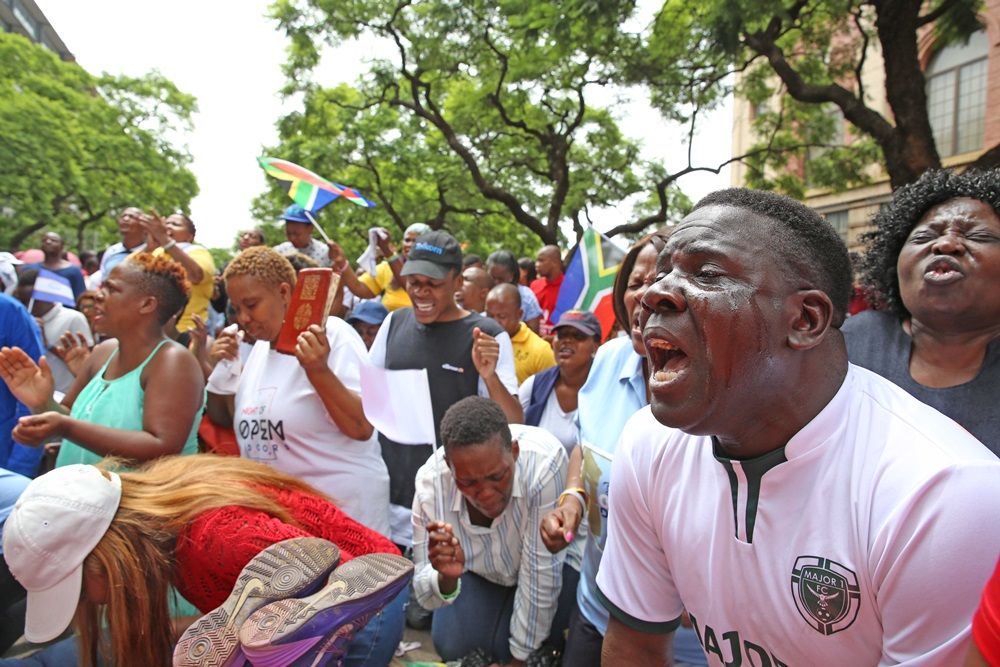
left=518, top=309, right=602, bottom=453
left=206, top=247, right=390, bottom=537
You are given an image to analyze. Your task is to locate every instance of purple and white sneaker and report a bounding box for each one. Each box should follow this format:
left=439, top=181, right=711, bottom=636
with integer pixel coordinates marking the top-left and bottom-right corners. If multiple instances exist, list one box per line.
left=238, top=553, right=413, bottom=667
left=173, top=537, right=342, bottom=667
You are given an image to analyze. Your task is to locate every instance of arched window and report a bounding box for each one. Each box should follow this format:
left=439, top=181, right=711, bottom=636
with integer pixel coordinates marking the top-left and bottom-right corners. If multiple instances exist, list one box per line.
left=926, top=30, right=989, bottom=157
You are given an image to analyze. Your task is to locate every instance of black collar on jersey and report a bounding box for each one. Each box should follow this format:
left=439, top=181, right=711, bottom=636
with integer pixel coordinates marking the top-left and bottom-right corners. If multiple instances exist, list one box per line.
left=713, top=438, right=788, bottom=544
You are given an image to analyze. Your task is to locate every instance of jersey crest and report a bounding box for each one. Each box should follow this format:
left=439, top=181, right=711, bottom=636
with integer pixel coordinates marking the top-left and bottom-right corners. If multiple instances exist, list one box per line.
left=790, top=555, right=861, bottom=636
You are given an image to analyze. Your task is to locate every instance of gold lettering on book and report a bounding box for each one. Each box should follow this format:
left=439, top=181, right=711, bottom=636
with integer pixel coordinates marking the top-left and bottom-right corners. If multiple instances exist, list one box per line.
left=301, top=275, right=320, bottom=301
left=293, top=303, right=314, bottom=329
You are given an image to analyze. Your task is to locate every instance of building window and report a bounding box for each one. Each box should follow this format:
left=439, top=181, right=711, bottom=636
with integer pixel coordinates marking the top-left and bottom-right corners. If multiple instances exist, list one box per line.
left=926, top=30, right=988, bottom=157
left=825, top=210, right=849, bottom=242
left=11, top=0, right=37, bottom=39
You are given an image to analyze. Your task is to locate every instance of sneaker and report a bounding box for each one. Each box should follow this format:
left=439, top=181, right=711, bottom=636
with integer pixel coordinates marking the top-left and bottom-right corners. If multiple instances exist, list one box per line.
left=173, top=537, right=342, bottom=667
left=238, top=553, right=414, bottom=667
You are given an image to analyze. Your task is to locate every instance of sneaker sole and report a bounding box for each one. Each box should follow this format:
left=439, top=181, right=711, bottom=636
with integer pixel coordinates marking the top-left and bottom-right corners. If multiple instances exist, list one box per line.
left=173, top=537, right=342, bottom=667
left=238, top=553, right=413, bottom=667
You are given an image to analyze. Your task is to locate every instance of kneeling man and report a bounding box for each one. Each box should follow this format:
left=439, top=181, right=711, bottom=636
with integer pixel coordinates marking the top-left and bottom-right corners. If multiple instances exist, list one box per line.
left=412, top=396, right=578, bottom=666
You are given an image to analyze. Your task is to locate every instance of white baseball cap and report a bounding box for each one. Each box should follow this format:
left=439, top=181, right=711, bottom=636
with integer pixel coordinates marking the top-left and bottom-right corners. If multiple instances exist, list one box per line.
left=2, top=465, right=122, bottom=642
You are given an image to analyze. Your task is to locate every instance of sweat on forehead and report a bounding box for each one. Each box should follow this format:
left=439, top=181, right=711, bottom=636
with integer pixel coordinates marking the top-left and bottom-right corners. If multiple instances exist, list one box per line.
left=687, top=188, right=852, bottom=326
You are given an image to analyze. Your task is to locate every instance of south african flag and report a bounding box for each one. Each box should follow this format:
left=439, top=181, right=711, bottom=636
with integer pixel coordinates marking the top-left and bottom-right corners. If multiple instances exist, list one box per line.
left=552, top=227, right=626, bottom=342
left=257, top=157, right=376, bottom=211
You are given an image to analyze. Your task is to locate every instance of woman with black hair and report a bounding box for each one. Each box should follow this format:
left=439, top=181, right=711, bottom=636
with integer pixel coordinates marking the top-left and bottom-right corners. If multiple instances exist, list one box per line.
left=843, top=168, right=1000, bottom=454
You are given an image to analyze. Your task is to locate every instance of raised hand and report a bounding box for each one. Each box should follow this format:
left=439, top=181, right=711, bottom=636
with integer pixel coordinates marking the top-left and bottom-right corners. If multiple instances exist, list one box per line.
left=471, top=327, right=499, bottom=380
left=210, top=325, right=241, bottom=364
left=327, top=240, right=347, bottom=266
left=52, top=331, right=92, bottom=377
left=427, top=520, right=465, bottom=581
left=0, top=347, right=55, bottom=412
left=295, top=324, right=331, bottom=374
left=139, top=207, right=170, bottom=247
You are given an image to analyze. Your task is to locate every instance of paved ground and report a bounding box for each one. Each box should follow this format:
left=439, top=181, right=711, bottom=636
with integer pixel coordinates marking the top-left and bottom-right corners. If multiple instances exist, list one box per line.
left=396, top=625, right=443, bottom=663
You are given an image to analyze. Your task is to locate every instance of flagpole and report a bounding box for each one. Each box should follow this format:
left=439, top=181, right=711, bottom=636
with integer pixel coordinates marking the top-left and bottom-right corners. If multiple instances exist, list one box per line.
left=27, top=297, right=34, bottom=314
left=302, top=210, right=332, bottom=244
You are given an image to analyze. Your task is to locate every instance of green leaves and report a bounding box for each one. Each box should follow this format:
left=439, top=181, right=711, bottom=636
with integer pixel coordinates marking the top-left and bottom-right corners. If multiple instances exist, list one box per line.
left=261, top=0, right=662, bottom=251
left=0, top=33, right=198, bottom=252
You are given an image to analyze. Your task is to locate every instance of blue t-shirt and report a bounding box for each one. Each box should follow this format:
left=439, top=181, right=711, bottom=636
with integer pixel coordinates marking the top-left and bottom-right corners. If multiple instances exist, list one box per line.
left=0, top=293, right=46, bottom=477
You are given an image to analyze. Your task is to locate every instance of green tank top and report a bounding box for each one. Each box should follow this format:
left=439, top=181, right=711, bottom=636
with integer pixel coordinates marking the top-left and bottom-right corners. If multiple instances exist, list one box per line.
left=57, top=339, right=202, bottom=467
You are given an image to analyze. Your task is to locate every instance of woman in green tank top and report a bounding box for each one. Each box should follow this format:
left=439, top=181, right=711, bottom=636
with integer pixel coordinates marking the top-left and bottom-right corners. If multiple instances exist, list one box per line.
left=0, top=252, right=205, bottom=466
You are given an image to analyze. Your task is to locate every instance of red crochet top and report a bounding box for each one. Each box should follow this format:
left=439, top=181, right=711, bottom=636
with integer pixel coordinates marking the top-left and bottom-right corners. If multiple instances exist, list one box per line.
left=974, top=556, right=1000, bottom=665
left=173, top=486, right=398, bottom=612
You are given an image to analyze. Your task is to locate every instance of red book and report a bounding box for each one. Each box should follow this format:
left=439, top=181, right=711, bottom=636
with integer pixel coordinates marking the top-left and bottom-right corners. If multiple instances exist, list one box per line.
left=275, top=268, right=339, bottom=355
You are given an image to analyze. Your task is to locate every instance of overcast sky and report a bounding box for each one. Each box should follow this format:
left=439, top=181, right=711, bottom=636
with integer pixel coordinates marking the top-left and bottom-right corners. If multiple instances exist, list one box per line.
left=41, top=0, right=733, bottom=250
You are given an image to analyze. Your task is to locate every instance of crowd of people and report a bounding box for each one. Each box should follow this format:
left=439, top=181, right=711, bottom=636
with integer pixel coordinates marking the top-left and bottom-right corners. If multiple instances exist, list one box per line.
left=0, top=167, right=999, bottom=667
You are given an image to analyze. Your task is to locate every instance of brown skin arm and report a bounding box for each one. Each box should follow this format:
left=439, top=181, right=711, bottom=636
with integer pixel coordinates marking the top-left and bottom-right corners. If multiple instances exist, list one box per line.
left=18, top=343, right=205, bottom=461
left=297, top=324, right=373, bottom=441
left=472, top=327, right=524, bottom=423
left=602, top=616, right=674, bottom=666
left=964, top=642, right=991, bottom=667
left=140, top=210, right=205, bottom=284
left=205, top=328, right=239, bottom=427
left=541, top=444, right=585, bottom=552
left=327, top=241, right=378, bottom=300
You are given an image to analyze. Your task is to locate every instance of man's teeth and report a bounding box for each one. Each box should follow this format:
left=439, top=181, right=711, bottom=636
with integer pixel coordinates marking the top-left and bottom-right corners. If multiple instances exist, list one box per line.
left=654, top=370, right=679, bottom=382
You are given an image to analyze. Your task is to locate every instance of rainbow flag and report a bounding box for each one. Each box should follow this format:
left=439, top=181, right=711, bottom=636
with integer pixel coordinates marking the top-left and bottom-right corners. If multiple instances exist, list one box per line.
left=257, top=157, right=376, bottom=211
left=552, top=227, right=626, bottom=341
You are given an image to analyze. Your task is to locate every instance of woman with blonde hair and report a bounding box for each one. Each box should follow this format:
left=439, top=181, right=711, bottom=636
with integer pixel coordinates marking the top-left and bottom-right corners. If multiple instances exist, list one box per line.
left=2, top=454, right=411, bottom=667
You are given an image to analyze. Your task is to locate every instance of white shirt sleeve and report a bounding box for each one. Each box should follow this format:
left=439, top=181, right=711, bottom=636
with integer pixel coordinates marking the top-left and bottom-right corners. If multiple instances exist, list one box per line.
left=324, top=317, right=365, bottom=394
left=870, top=462, right=1000, bottom=666
left=596, top=430, right=684, bottom=631
left=411, top=453, right=455, bottom=611
left=478, top=330, right=518, bottom=397
left=508, top=443, right=567, bottom=661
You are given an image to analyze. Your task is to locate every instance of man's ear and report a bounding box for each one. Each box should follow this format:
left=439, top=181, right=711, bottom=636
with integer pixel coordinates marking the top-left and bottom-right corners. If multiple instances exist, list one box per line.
left=787, top=289, right=834, bottom=351
left=511, top=439, right=519, bottom=463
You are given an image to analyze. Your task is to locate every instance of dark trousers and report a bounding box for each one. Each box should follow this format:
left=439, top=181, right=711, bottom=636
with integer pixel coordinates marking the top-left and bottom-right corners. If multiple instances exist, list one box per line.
left=432, top=564, right=579, bottom=663
left=562, top=605, right=604, bottom=667
left=0, top=559, right=26, bottom=655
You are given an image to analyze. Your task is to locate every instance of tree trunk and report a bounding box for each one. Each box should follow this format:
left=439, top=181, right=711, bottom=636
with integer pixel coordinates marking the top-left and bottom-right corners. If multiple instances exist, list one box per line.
left=8, top=221, right=47, bottom=251
left=874, top=0, right=942, bottom=188
left=966, top=142, right=1000, bottom=171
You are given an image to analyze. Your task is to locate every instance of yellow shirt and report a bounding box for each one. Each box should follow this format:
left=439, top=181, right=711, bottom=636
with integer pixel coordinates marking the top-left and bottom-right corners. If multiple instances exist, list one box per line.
left=359, top=260, right=412, bottom=311
left=511, top=321, right=556, bottom=386
left=152, top=244, right=216, bottom=332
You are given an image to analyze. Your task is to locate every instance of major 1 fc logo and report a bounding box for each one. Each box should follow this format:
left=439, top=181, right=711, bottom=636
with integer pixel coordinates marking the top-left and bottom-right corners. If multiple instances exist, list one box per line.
left=790, top=555, right=861, bottom=636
